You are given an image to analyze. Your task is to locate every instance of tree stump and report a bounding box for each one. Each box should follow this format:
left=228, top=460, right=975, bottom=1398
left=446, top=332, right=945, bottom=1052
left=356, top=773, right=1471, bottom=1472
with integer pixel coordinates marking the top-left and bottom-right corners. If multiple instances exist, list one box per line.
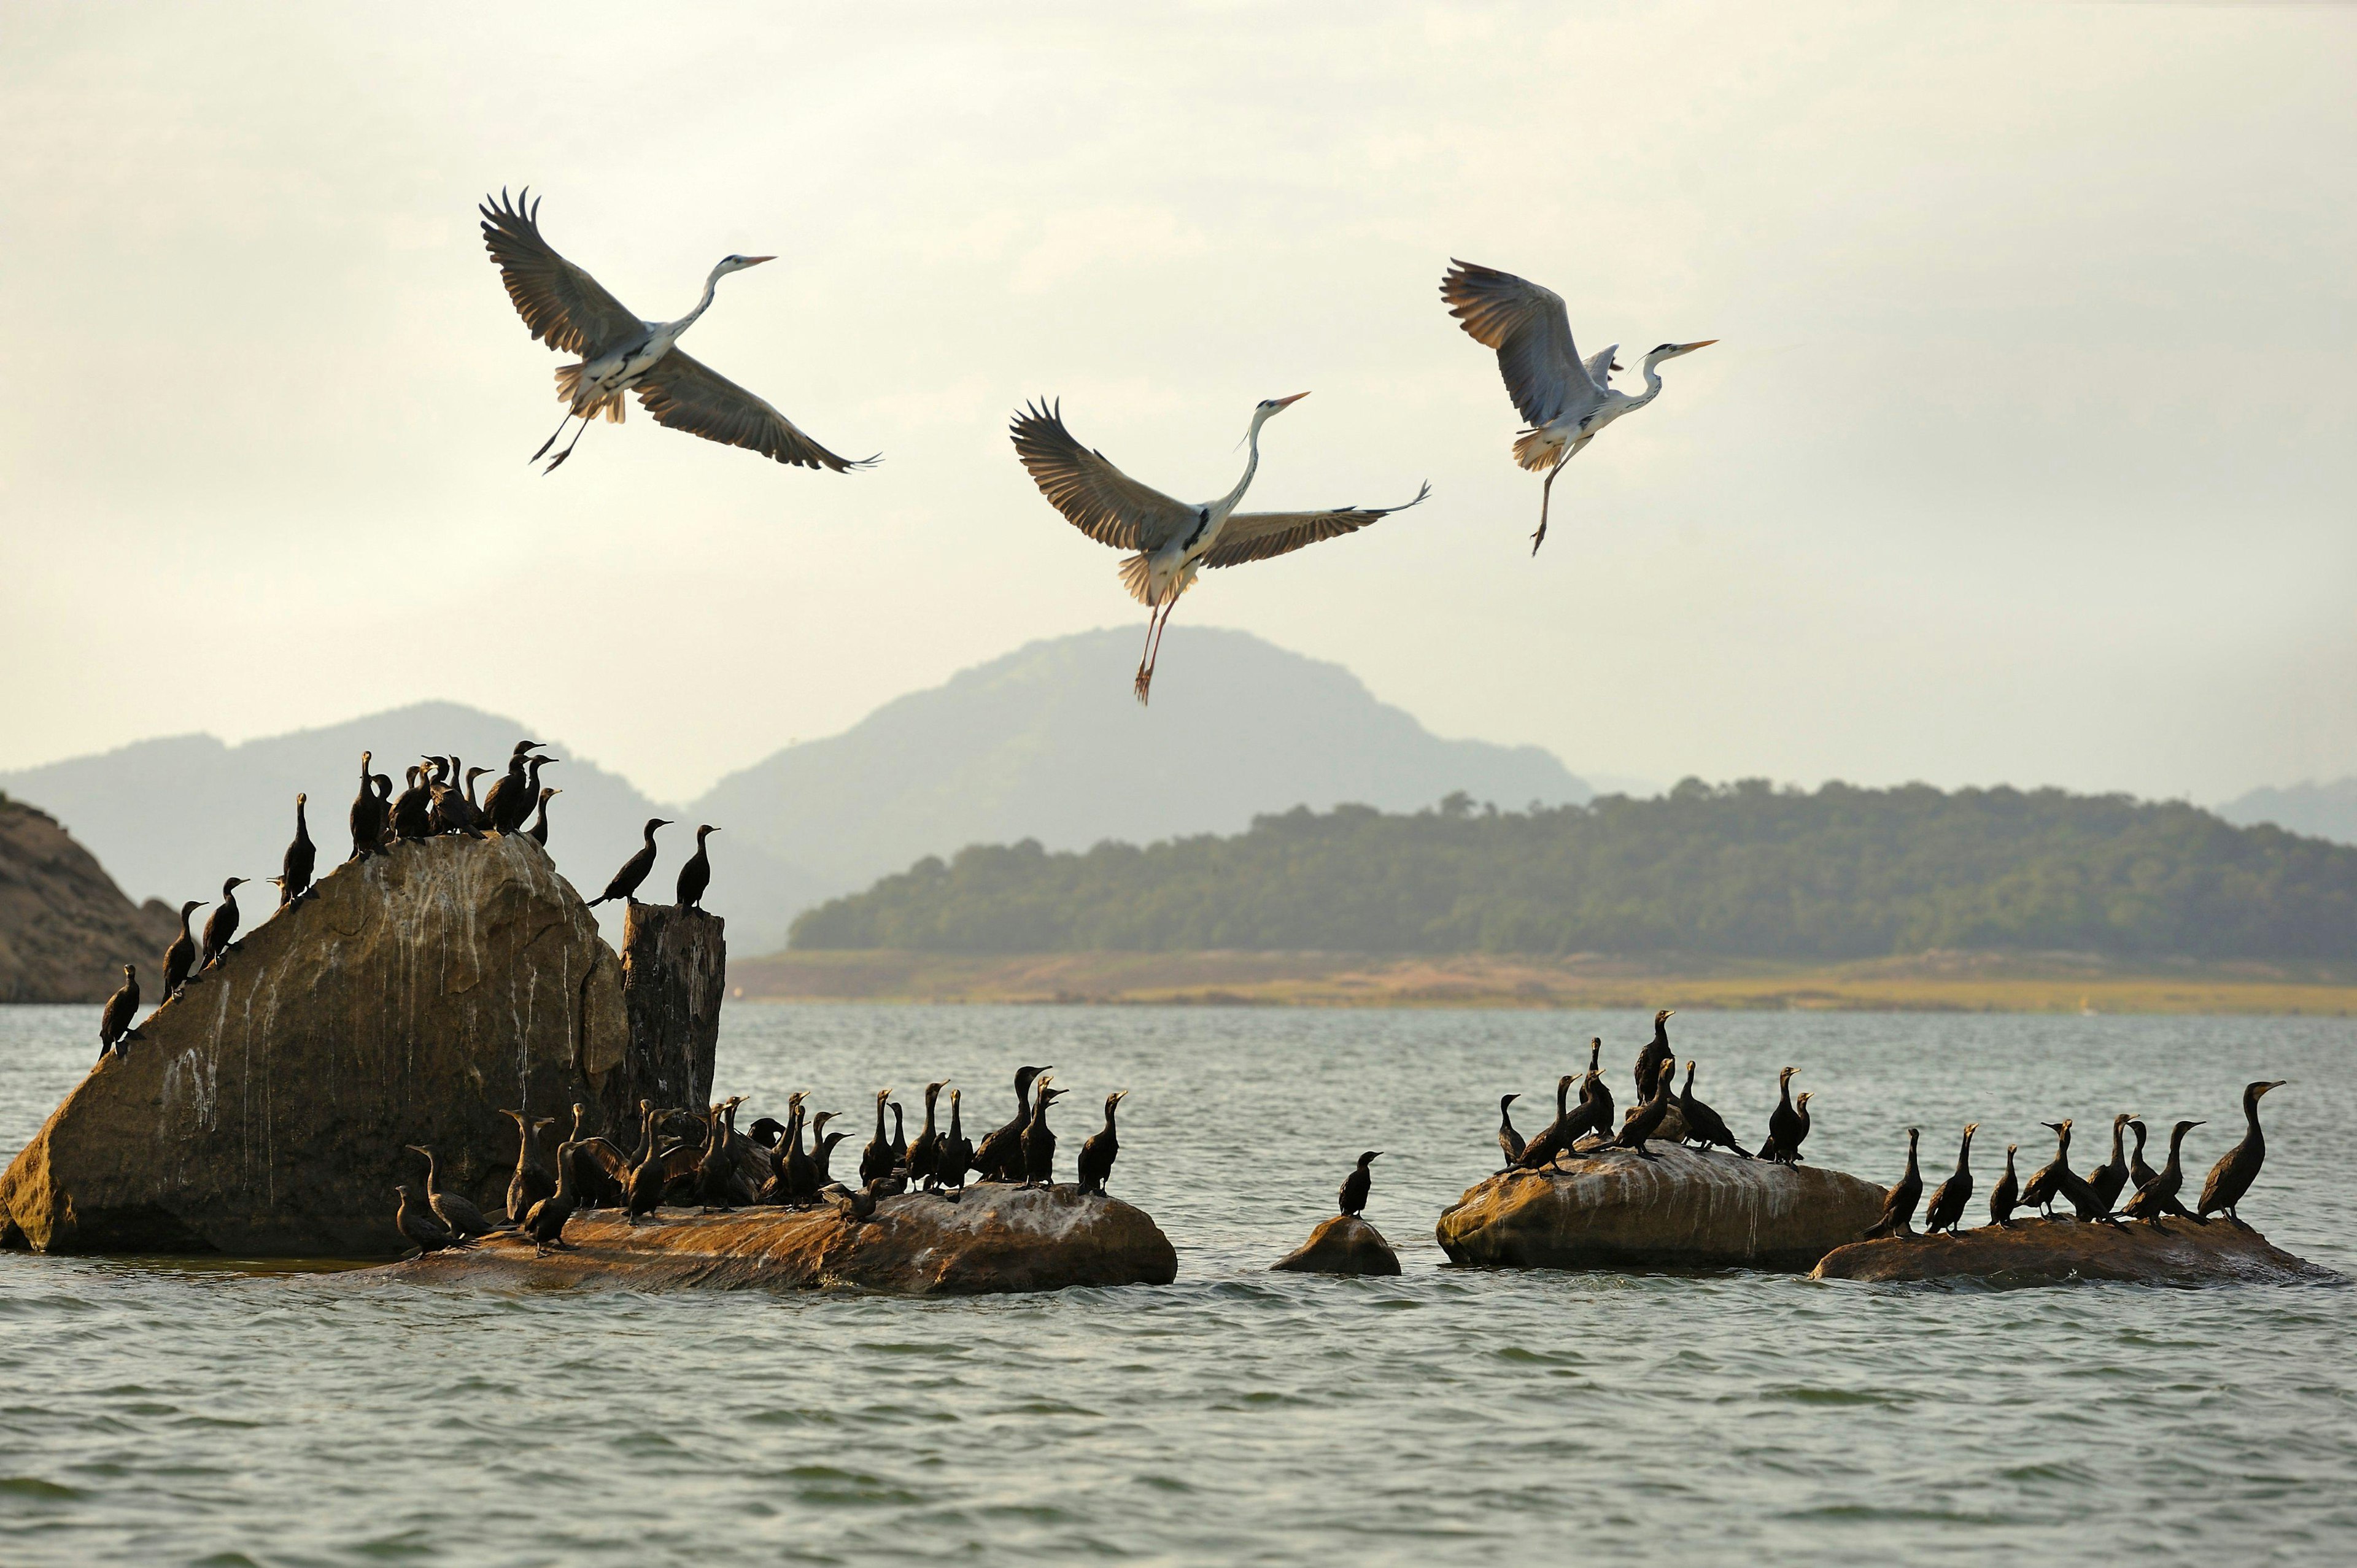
left=613, top=903, right=726, bottom=1127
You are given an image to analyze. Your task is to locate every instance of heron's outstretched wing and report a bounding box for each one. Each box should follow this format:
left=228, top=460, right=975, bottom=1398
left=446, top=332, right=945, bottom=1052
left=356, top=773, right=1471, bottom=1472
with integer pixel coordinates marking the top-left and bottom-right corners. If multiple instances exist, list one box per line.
left=634, top=350, right=878, bottom=471
left=1204, top=482, right=1431, bottom=570
left=1009, top=400, right=1198, bottom=552
left=1440, top=260, right=1597, bottom=428
left=479, top=189, right=646, bottom=358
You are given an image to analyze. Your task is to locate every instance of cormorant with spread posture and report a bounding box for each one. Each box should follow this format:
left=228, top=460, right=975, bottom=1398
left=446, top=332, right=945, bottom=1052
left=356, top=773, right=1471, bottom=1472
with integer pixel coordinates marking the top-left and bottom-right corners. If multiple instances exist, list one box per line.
left=199, top=878, right=249, bottom=972
left=479, top=741, right=543, bottom=834
left=1677, top=1061, right=1750, bottom=1157
left=1495, top=1093, right=1525, bottom=1169
left=588, top=817, right=671, bottom=907
left=395, top=1184, right=464, bottom=1254
left=1921, top=1123, right=1978, bottom=1236
left=1633, top=1008, right=1674, bottom=1103
left=1339, top=1150, right=1381, bottom=1217
left=859, top=1087, right=894, bottom=1185
left=1986, top=1142, right=2022, bottom=1227
left=405, top=1145, right=497, bottom=1238
left=347, top=751, right=387, bottom=860
left=2198, top=1079, right=2287, bottom=1227
left=907, top=1079, right=950, bottom=1189
left=2127, top=1118, right=2158, bottom=1192
left=2123, top=1120, right=2204, bottom=1223
left=942, top=1090, right=974, bottom=1194
left=1077, top=1090, right=1128, bottom=1195
left=676, top=825, right=718, bottom=912
left=1758, top=1067, right=1802, bottom=1162
left=160, top=900, right=204, bottom=998
left=501, top=1110, right=558, bottom=1224
left=975, top=1065, right=1049, bottom=1181
left=96, top=965, right=140, bottom=1059
left=1022, top=1084, right=1067, bottom=1188
left=280, top=794, right=315, bottom=905
left=2020, top=1120, right=2096, bottom=1219
left=1612, top=1060, right=1678, bottom=1158
left=1862, top=1127, right=1924, bottom=1238
left=527, top=786, right=561, bottom=848
left=2084, top=1113, right=2135, bottom=1218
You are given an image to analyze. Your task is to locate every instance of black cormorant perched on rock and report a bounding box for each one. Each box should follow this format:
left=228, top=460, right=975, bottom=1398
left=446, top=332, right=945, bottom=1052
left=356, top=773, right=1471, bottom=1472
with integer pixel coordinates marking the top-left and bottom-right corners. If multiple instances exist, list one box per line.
left=886, top=1099, right=908, bottom=1172
left=1921, top=1123, right=1977, bottom=1236
left=1077, top=1090, right=1128, bottom=1195
left=1612, top=1061, right=1678, bottom=1158
left=1512, top=1074, right=1582, bottom=1170
left=390, top=767, right=433, bottom=841
left=2198, top=1079, right=2286, bottom=1227
left=588, top=817, right=671, bottom=907
left=859, top=1087, right=894, bottom=1185
left=1676, top=1061, right=1749, bottom=1157
left=198, top=878, right=248, bottom=971
left=562, top=1102, right=629, bottom=1208
left=527, top=786, right=560, bottom=847
left=501, top=1110, right=558, bottom=1224
left=695, top=1099, right=745, bottom=1209
left=1496, top=1093, right=1525, bottom=1169
left=1758, top=1067, right=1802, bottom=1162
left=1021, top=1084, right=1067, bottom=1187
left=1986, top=1142, right=2021, bottom=1227
left=1633, top=1009, right=1674, bottom=1103
left=519, top=754, right=556, bottom=828
left=829, top=1178, right=887, bottom=1224
left=1339, top=1150, right=1380, bottom=1216
left=907, top=1080, right=950, bottom=1189
left=280, top=795, right=315, bottom=905
left=2123, top=1120, right=2204, bottom=1223
left=975, top=1065, right=1050, bottom=1181
left=405, top=1145, right=496, bottom=1239
left=395, top=1184, right=464, bottom=1253
left=675, top=825, right=717, bottom=911
left=2020, top=1121, right=2096, bottom=1219
left=942, top=1090, right=974, bottom=1194
left=479, top=741, right=542, bottom=834
left=1577, top=1038, right=1614, bottom=1134
left=465, top=765, right=493, bottom=819
left=96, top=965, right=140, bottom=1059
left=423, top=759, right=458, bottom=835
left=160, top=900, right=204, bottom=998
left=524, top=1143, right=581, bottom=1252
left=347, top=751, right=386, bottom=860
left=2127, top=1118, right=2158, bottom=1192
left=1789, top=1092, right=1814, bottom=1162
left=1862, top=1127, right=1924, bottom=1238
left=2084, top=1113, right=2134, bottom=1218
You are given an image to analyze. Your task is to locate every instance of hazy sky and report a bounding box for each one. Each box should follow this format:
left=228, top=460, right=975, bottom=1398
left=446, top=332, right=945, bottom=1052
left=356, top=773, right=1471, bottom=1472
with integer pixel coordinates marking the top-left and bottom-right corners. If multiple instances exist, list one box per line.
left=3, top=2, right=2351, bottom=806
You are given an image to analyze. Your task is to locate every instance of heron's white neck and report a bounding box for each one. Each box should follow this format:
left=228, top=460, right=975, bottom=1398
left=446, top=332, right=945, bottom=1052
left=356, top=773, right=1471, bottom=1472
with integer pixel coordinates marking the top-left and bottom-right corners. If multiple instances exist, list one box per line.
left=674, top=261, right=735, bottom=334
left=1629, top=349, right=1682, bottom=411
left=1219, top=411, right=1275, bottom=512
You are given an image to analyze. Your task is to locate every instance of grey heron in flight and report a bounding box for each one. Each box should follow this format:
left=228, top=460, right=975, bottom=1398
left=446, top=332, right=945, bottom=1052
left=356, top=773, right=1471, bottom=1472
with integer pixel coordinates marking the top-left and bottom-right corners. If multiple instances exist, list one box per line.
left=479, top=189, right=877, bottom=475
left=1440, top=260, right=1714, bottom=554
left=1012, top=396, right=1427, bottom=705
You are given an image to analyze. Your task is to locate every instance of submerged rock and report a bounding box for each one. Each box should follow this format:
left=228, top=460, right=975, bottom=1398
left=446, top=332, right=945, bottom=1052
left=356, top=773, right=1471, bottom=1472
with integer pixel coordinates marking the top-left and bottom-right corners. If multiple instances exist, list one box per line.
left=1811, top=1215, right=2342, bottom=1286
left=1271, top=1215, right=1401, bottom=1276
left=382, top=1183, right=1178, bottom=1296
left=0, top=835, right=713, bottom=1256
left=1437, top=1142, right=1884, bottom=1272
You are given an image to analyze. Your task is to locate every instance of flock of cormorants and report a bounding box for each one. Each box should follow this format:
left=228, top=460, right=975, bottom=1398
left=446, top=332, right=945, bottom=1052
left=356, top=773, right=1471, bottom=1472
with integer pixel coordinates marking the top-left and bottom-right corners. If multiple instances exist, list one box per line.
left=93, top=738, right=724, bottom=1061
left=393, top=1064, right=1129, bottom=1256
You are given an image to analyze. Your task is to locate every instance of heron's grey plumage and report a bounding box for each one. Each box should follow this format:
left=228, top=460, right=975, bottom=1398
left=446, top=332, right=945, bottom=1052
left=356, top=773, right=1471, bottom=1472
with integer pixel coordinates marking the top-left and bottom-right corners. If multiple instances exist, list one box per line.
left=1202, top=488, right=1432, bottom=570
left=636, top=350, right=875, bottom=473
left=480, top=190, right=645, bottom=361
left=1009, top=400, right=1196, bottom=551
left=1441, top=260, right=1600, bottom=433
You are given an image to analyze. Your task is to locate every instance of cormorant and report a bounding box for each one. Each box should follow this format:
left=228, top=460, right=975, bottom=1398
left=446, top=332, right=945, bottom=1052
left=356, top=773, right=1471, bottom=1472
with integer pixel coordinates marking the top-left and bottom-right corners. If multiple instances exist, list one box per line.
left=1021, top=1084, right=1067, bottom=1188
left=523, top=1141, right=581, bottom=1252
left=1758, top=1067, right=1802, bottom=1162
left=280, top=794, right=315, bottom=905
left=814, top=1131, right=849, bottom=1186
left=371, top=773, right=394, bottom=848
left=464, top=764, right=492, bottom=819
left=1077, top=1090, right=1128, bottom=1195
left=501, top=1110, right=558, bottom=1224
left=2019, top=1121, right=2096, bottom=1219
left=395, top=1184, right=464, bottom=1254
left=1496, top=1093, right=1525, bottom=1169
left=1677, top=1061, right=1750, bottom=1157
left=390, top=767, right=433, bottom=841
left=858, top=1087, right=894, bottom=1185
left=1577, top=1037, right=1614, bottom=1133
left=2197, top=1079, right=2287, bottom=1228
left=676, top=825, right=718, bottom=911
left=1611, top=1060, right=1678, bottom=1158
left=160, top=900, right=204, bottom=998
left=781, top=1095, right=821, bottom=1205
left=518, top=754, right=557, bottom=832
left=1986, top=1143, right=2021, bottom=1227
left=2083, top=1113, right=2135, bottom=1218
left=907, top=1080, right=950, bottom=1189
left=424, top=758, right=459, bottom=835
left=626, top=1105, right=668, bottom=1224
left=1921, top=1123, right=1978, bottom=1236
left=1633, top=1008, right=1674, bottom=1103
left=1789, top=1092, right=1814, bottom=1163
left=479, top=741, right=542, bottom=835
left=587, top=817, right=671, bottom=907
left=1339, top=1150, right=1380, bottom=1217
left=1862, top=1127, right=1924, bottom=1239
left=198, top=878, right=249, bottom=971
left=2127, top=1118, right=2158, bottom=1192
left=564, top=1102, right=629, bottom=1208
left=1512, top=1073, right=1584, bottom=1170
left=942, top=1089, right=975, bottom=1195
left=829, top=1178, right=886, bottom=1224
left=697, top=1099, right=745, bottom=1209
left=974, top=1065, right=1050, bottom=1181
left=96, top=965, right=140, bottom=1059
left=347, top=751, right=385, bottom=860
left=527, top=786, right=560, bottom=848
left=405, top=1145, right=496, bottom=1238
left=2122, top=1120, right=2204, bottom=1224
left=886, top=1099, right=908, bottom=1172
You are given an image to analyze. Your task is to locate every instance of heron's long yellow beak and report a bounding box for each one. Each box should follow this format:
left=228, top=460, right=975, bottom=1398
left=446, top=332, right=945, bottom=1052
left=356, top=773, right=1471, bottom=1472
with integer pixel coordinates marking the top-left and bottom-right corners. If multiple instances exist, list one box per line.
left=1272, top=392, right=1310, bottom=408
left=741, top=255, right=776, bottom=265
left=1681, top=340, right=1718, bottom=352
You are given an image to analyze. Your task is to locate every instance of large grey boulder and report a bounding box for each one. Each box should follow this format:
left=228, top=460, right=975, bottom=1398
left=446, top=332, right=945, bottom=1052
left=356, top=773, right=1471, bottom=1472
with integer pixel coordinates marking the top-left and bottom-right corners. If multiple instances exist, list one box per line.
left=1272, top=1215, right=1401, bottom=1276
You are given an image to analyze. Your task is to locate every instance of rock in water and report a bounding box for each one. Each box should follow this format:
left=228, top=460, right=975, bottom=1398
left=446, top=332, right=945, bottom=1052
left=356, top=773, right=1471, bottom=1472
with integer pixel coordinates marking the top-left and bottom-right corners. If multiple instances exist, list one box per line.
left=1438, top=1143, right=1886, bottom=1272
left=1811, top=1215, right=2342, bottom=1286
left=0, top=835, right=689, bottom=1256
left=1272, top=1215, right=1401, bottom=1276
left=384, top=1184, right=1178, bottom=1296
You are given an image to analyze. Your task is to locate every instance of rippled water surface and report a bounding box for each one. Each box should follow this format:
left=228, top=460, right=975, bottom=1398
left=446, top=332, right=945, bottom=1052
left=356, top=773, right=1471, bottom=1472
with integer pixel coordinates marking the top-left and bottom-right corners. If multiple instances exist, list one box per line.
left=1, top=1003, right=2351, bottom=1566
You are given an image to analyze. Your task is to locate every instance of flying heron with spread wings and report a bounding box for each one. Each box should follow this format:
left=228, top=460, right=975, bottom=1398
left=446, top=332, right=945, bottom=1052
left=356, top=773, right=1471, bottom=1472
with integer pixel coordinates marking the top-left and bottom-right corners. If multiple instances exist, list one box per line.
left=1440, top=260, right=1714, bottom=554
left=479, top=189, right=876, bottom=475
left=1011, top=396, right=1428, bottom=704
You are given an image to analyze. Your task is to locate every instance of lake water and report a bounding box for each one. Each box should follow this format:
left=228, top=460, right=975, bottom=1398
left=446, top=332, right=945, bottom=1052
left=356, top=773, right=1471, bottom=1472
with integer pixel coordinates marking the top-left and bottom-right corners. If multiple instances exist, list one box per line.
left=1, top=1003, right=2350, bottom=1566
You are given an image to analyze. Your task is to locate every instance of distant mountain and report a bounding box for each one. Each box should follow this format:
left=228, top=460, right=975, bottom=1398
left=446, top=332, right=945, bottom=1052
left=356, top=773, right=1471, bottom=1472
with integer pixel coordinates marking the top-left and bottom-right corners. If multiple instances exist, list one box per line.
left=692, top=626, right=1590, bottom=902
left=0, top=792, right=179, bottom=1002
left=0, top=701, right=823, bottom=953
left=2217, top=779, right=2357, bottom=846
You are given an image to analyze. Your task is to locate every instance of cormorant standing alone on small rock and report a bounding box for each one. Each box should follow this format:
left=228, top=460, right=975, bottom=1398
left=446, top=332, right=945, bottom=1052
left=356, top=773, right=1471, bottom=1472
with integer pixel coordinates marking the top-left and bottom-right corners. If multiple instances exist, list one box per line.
left=1986, top=1142, right=2021, bottom=1227
left=1339, top=1151, right=1380, bottom=1217
left=1633, top=1008, right=1674, bottom=1103
left=1921, top=1123, right=1977, bottom=1236
left=96, top=965, right=139, bottom=1059
left=1077, top=1090, right=1128, bottom=1194
left=1022, top=1084, right=1067, bottom=1187
left=199, top=878, right=248, bottom=972
left=2123, top=1120, right=2203, bottom=1223
left=676, top=825, right=717, bottom=912
left=588, top=818, right=670, bottom=907
left=1862, top=1127, right=1923, bottom=1238
left=160, top=900, right=204, bottom=998
left=1496, top=1093, right=1525, bottom=1169
left=2198, top=1080, right=2286, bottom=1227
left=281, top=794, right=315, bottom=905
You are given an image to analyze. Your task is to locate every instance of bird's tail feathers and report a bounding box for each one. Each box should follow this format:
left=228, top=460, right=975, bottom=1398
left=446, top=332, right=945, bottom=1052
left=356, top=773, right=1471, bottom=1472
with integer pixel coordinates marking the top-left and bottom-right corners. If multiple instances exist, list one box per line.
left=555, top=365, right=626, bottom=422
left=1512, top=428, right=1564, bottom=472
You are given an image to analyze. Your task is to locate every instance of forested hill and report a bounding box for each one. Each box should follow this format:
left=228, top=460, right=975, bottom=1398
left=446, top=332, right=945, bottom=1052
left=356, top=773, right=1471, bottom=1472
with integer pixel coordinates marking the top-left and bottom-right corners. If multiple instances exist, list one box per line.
left=788, top=781, right=2357, bottom=960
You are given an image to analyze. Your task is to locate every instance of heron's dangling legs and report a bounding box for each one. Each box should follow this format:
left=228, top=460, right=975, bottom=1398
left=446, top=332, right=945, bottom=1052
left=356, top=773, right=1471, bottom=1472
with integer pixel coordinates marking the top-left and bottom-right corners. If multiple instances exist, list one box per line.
left=544, top=412, right=597, bottom=474
left=1531, top=449, right=1573, bottom=556
left=530, top=409, right=579, bottom=465
left=1135, top=599, right=1175, bottom=706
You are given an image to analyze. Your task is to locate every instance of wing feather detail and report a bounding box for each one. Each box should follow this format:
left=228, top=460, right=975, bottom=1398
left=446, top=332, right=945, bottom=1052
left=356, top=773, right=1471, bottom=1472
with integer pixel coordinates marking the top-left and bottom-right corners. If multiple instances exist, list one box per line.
left=1440, top=259, right=1595, bottom=429
left=634, top=350, right=877, bottom=471
left=1204, top=482, right=1431, bottom=570
left=1009, top=400, right=1197, bottom=552
left=478, top=188, right=645, bottom=358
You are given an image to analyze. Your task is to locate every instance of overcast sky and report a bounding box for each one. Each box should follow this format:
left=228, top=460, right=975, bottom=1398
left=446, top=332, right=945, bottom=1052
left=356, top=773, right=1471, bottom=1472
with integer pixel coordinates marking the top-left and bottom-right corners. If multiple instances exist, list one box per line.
left=2, top=1, right=2351, bottom=806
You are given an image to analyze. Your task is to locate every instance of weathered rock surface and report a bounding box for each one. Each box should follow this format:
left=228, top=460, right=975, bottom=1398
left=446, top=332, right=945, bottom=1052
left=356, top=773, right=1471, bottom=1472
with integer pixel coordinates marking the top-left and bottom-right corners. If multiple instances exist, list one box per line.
left=1812, top=1215, right=2343, bottom=1286
left=0, top=794, right=179, bottom=1003
left=1271, top=1214, right=1401, bottom=1276
left=0, top=834, right=653, bottom=1256
left=382, top=1183, right=1178, bottom=1296
left=1438, top=1143, right=1885, bottom=1272
left=610, top=903, right=724, bottom=1132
